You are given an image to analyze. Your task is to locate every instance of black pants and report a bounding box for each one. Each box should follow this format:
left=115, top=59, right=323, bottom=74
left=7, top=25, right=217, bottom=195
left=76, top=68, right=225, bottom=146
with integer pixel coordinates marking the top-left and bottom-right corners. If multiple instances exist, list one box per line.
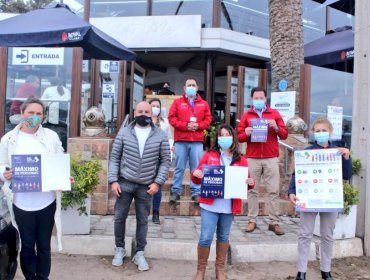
left=114, top=179, right=152, bottom=252
left=13, top=201, right=56, bottom=280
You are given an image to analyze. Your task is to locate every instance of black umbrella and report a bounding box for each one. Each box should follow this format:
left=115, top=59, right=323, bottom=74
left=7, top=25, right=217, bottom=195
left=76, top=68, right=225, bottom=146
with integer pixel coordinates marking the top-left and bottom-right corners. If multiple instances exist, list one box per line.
left=304, top=26, right=354, bottom=73
left=0, top=4, right=136, bottom=61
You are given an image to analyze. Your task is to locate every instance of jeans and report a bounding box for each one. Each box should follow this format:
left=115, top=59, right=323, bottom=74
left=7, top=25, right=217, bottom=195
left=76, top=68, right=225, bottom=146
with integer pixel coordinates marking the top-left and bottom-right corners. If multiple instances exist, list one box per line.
left=13, top=201, right=56, bottom=280
left=198, top=208, right=233, bottom=247
left=114, top=179, right=152, bottom=252
left=152, top=188, right=162, bottom=212
left=171, top=142, right=203, bottom=196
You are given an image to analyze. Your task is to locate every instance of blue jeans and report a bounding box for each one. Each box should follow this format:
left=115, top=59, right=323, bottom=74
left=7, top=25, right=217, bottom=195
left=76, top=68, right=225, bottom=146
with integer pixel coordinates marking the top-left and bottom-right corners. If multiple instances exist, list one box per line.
left=198, top=208, right=234, bottom=247
left=152, top=188, right=162, bottom=212
left=171, top=142, right=203, bottom=196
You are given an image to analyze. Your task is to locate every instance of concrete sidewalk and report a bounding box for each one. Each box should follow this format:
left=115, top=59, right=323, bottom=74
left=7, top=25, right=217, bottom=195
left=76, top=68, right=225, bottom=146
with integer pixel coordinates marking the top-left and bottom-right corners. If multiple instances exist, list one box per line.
left=52, top=215, right=363, bottom=263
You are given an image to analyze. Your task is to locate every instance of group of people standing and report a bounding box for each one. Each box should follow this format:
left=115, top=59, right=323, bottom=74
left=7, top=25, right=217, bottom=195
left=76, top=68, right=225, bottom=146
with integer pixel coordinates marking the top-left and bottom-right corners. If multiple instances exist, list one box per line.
left=108, top=79, right=352, bottom=280
left=0, top=77, right=351, bottom=280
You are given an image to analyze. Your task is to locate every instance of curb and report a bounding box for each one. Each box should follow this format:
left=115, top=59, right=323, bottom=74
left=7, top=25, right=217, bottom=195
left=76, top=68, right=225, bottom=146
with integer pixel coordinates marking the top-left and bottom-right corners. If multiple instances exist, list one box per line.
left=51, top=235, right=363, bottom=262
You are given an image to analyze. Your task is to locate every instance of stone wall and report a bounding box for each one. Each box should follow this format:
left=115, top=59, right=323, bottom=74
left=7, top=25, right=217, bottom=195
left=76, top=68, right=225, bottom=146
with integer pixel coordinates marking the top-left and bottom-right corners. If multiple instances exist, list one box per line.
left=68, top=137, right=114, bottom=215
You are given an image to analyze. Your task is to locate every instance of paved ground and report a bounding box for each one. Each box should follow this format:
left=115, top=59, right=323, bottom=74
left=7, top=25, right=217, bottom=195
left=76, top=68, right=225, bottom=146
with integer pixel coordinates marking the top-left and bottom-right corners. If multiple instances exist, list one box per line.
left=91, top=214, right=301, bottom=244
left=14, top=254, right=370, bottom=280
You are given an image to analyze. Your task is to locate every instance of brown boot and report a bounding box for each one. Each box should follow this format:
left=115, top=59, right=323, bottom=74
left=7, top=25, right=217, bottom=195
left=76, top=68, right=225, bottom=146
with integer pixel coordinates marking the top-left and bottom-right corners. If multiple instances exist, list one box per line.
left=194, top=246, right=210, bottom=280
left=245, top=222, right=256, bottom=233
left=215, top=242, right=229, bottom=280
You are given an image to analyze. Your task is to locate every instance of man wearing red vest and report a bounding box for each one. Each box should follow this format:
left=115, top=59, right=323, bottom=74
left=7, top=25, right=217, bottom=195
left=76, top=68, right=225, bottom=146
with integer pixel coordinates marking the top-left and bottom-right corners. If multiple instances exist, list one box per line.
left=168, top=79, right=212, bottom=203
left=237, top=87, right=288, bottom=235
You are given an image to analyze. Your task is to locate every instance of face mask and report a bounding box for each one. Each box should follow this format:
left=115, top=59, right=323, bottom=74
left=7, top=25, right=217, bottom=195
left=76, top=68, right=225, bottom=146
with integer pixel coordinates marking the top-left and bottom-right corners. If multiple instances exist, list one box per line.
left=253, top=99, right=265, bottom=110
left=152, top=107, right=161, bottom=117
left=218, top=136, right=233, bottom=150
left=22, top=115, right=42, bottom=129
left=185, top=87, right=197, bottom=97
left=314, top=132, right=330, bottom=144
left=135, top=115, right=152, bottom=127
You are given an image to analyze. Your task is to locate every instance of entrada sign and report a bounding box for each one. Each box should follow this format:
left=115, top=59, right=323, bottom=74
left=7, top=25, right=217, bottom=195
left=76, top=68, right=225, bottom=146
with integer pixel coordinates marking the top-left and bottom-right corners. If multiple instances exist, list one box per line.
left=12, top=47, right=64, bottom=65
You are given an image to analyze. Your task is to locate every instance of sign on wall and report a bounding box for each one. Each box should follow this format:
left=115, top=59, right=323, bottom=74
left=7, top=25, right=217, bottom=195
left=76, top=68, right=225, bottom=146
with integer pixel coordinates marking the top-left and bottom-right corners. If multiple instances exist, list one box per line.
left=327, top=105, right=343, bottom=140
left=270, top=91, right=296, bottom=123
left=12, top=47, right=64, bottom=65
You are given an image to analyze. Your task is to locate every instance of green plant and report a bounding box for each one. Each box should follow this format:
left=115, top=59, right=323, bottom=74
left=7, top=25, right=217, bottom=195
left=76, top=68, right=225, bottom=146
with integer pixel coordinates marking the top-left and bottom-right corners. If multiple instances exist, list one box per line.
left=343, top=180, right=359, bottom=215
left=352, top=157, right=361, bottom=176
left=204, top=122, right=221, bottom=140
left=62, top=155, right=102, bottom=216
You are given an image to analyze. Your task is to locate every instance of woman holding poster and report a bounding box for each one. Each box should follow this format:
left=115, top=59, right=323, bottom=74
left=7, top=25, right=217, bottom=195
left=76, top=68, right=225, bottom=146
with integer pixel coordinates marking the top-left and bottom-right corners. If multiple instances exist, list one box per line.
left=191, top=124, right=255, bottom=280
left=288, top=117, right=352, bottom=280
left=0, top=97, right=69, bottom=280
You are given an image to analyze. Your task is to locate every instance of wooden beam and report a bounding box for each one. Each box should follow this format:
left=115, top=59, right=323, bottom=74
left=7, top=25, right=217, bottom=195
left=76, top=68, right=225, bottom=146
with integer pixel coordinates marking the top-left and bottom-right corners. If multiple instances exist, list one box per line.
left=69, top=48, right=83, bottom=138
left=117, top=61, right=128, bottom=129
left=299, top=64, right=312, bottom=133
left=0, top=48, right=7, bottom=137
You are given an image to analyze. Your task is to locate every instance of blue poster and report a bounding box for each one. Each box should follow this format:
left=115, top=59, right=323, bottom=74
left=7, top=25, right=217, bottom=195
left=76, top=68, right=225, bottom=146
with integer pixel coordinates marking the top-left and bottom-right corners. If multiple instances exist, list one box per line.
left=251, top=118, right=268, bottom=142
left=201, top=165, right=225, bottom=198
left=11, top=154, right=42, bottom=193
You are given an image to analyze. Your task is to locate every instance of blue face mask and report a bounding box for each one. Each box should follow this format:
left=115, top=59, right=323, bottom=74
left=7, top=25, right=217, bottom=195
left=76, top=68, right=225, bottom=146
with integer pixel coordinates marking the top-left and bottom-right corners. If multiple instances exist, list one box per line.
left=22, top=115, right=42, bottom=129
left=218, top=136, right=233, bottom=150
left=314, top=132, right=330, bottom=144
left=185, top=86, right=197, bottom=97
left=253, top=99, right=265, bottom=110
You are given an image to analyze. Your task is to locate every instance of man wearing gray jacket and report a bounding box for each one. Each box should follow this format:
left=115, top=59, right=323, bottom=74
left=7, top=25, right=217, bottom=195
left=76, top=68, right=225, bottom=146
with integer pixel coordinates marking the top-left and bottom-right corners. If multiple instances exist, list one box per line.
left=108, top=101, right=171, bottom=271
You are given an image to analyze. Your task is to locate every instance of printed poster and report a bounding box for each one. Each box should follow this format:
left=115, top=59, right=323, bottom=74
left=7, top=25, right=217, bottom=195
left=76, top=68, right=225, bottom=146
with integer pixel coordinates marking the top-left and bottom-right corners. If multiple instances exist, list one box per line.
left=11, top=154, right=71, bottom=193
left=201, top=165, right=248, bottom=199
left=270, top=91, right=296, bottom=123
left=327, top=105, right=343, bottom=140
left=251, top=118, right=268, bottom=142
left=294, top=149, right=343, bottom=212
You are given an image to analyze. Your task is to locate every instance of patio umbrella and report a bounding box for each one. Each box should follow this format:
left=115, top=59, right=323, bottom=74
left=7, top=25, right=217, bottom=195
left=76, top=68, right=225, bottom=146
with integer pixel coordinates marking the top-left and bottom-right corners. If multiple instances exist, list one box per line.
left=0, top=4, right=136, bottom=61
left=304, top=26, right=354, bottom=73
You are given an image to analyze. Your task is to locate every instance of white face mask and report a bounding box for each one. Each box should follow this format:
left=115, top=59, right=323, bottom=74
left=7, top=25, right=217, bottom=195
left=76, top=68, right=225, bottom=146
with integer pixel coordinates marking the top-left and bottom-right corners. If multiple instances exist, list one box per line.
left=152, top=107, right=161, bottom=117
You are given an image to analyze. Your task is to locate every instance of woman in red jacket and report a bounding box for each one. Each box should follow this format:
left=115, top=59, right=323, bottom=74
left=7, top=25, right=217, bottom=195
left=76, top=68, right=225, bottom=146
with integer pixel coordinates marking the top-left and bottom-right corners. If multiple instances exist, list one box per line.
left=192, top=124, right=254, bottom=280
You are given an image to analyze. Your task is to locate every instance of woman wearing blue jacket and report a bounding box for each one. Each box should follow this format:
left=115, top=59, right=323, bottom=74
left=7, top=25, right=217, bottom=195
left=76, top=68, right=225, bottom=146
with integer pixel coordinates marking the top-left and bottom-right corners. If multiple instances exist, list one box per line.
left=288, top=117, right=352, bottom=280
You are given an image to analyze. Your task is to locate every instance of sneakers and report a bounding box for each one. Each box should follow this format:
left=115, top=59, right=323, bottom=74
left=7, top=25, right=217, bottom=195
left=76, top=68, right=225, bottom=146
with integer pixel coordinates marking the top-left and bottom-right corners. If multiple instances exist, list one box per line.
left=132, top=251, right=149, bottom=271
left=112, top=247, right=126, bottom=266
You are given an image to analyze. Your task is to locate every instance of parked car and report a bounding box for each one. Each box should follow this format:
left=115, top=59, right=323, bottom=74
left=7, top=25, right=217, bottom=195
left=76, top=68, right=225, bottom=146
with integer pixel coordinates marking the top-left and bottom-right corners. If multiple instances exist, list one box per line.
left=0, top=187, right=18, bottom=279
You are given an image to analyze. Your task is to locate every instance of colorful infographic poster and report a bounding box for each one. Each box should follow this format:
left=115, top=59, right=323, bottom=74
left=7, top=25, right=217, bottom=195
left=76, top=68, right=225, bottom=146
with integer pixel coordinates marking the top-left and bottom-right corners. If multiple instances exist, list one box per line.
left=201, top=165, right=248, bottom=199
left=294, top=149, right=343, bottom=212
left=11, top=154, right=71, bottom=193
left=251, top=118, right=268, bottom=142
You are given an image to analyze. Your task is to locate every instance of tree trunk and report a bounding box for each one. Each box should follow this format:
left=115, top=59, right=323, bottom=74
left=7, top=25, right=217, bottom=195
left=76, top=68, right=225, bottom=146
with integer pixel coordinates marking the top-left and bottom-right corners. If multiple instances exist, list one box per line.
left=269, top=0, right=304, bottom=115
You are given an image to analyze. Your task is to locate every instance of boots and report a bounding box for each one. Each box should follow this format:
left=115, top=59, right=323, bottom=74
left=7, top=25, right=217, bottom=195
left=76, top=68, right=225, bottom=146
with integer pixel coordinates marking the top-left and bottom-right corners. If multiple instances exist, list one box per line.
left=215, top=242, right=229, bottom=280
left=321, top=271, right=334, bottom=280
left=296, top=272, right=306, bottom=280
left=193, top=246, right=210, bottom=280
left=152, top=211, right=160, bottom=224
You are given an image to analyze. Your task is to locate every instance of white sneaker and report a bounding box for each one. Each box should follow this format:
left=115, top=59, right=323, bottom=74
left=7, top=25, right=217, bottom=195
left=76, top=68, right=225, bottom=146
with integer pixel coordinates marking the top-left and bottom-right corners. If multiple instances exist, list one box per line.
left=112, top=247, right=126, bottom=266
left=132, top=251, right=149, bottom=271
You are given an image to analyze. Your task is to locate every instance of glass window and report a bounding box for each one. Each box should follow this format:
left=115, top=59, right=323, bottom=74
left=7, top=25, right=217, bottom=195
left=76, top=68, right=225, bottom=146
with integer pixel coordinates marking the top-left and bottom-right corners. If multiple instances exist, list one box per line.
left=221, top=0, right=269, bottom=38
left=5, top=47, right=73, bottom=151
left=329, top=8, right=354, bottom=30
left=90, top=0, right=147, bottom=18
left=302, top=0, right=326, bottom=43
left=309, top=66, right=353, bottom=148
left=152, top=0, right=212, bottom=27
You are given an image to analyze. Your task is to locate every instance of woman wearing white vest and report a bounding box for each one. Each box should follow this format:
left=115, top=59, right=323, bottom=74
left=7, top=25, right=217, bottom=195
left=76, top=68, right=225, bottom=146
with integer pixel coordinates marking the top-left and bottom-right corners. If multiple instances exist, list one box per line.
left=0, top=97, right=71, bottom=280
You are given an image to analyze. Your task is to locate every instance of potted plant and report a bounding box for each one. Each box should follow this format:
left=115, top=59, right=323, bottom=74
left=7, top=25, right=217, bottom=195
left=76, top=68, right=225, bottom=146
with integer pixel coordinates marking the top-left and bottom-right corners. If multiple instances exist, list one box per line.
left=61, top=155, right=102, bottom=235
left=314, top=158, right=360, bottom=239
left=204, top=122, right=221, bottom=150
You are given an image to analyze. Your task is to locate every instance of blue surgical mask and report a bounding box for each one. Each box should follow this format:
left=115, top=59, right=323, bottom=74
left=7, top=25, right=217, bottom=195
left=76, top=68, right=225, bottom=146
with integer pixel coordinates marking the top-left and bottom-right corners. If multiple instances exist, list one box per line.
left=218, top=136, right=233, bottom=150
left=185, top=87, right=197, bottom=97
left=22, top=115, right=42, bottom=129
left=253, top=99, right=265, bottom=110
left=314, top=132, right=330, bottom=144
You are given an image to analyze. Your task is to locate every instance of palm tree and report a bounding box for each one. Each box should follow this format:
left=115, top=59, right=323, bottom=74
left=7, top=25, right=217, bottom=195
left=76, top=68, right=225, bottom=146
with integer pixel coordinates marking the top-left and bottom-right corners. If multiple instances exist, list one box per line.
left=268, top=0, right=304, bottom=115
